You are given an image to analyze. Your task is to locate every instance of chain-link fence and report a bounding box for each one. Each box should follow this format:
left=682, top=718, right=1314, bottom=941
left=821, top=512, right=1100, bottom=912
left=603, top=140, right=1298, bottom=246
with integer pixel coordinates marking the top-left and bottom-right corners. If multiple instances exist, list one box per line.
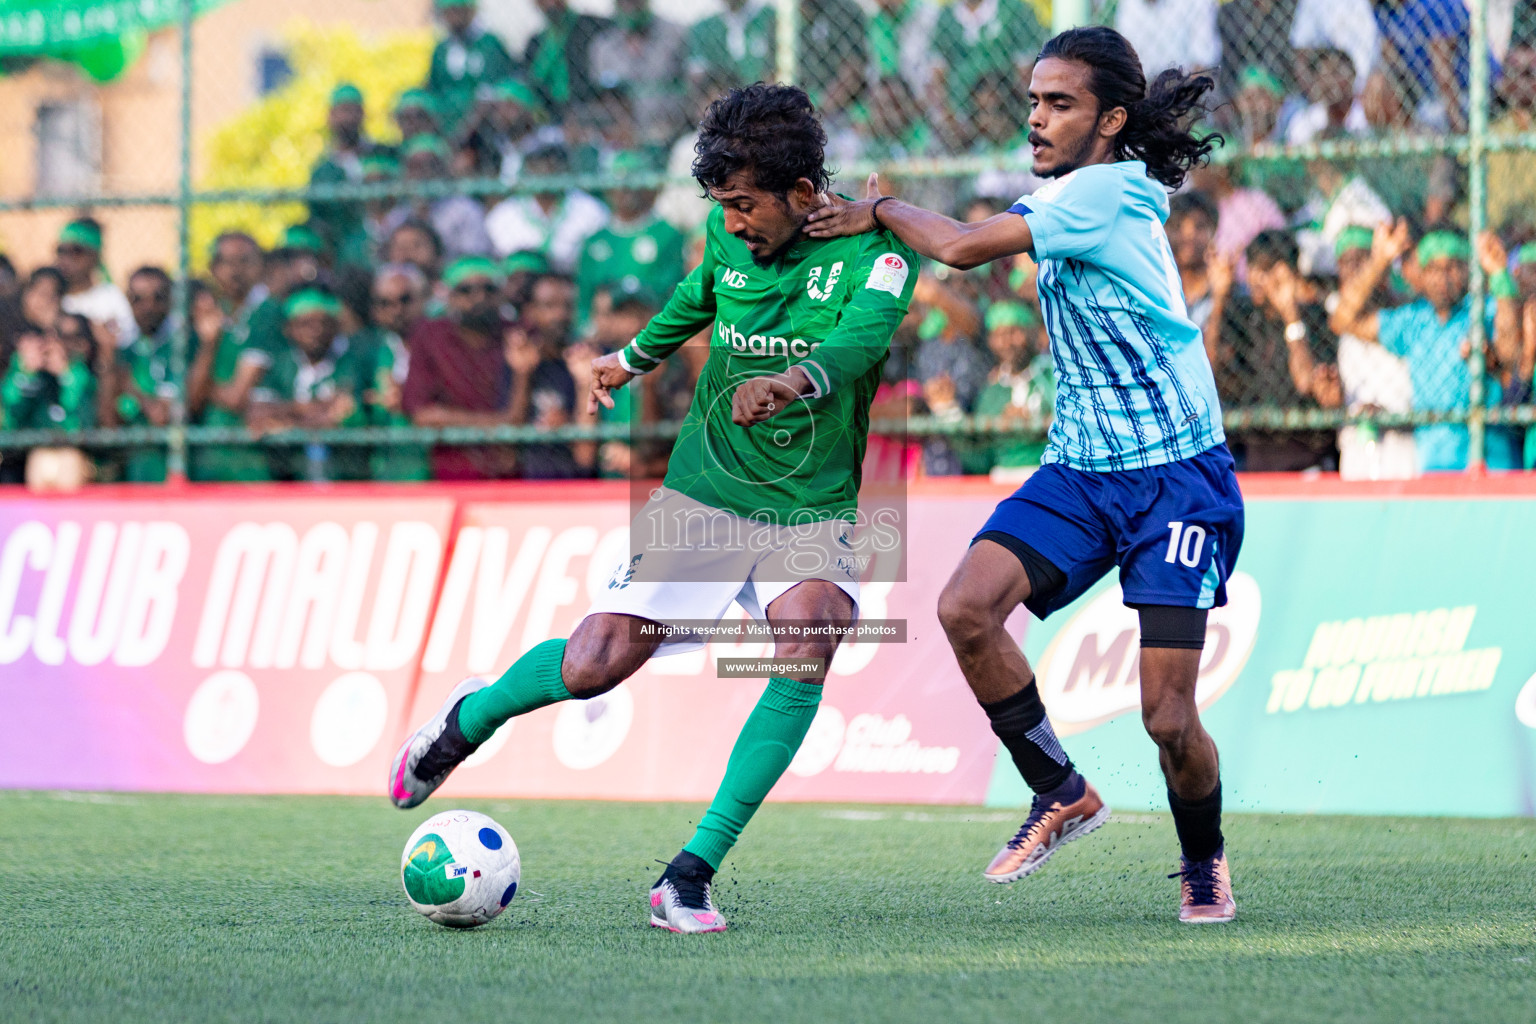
left=0, top=0, right=1531, bottom=485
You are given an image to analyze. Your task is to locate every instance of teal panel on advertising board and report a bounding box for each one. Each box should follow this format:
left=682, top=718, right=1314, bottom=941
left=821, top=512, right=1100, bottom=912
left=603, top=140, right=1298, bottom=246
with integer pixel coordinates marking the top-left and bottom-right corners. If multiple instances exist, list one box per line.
left=986, top=498, right=1536, bottom=817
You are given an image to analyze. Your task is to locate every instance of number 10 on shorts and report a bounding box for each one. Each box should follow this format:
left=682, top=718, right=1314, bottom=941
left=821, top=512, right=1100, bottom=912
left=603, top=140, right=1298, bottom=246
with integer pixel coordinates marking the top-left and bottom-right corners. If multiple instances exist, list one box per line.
left=1164, top=521, right=1207, bottom=567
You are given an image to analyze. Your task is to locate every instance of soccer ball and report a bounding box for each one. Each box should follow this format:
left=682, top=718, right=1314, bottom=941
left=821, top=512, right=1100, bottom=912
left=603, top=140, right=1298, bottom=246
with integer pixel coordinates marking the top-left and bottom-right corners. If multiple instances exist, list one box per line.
left=401, top=809, right=520, bottom=928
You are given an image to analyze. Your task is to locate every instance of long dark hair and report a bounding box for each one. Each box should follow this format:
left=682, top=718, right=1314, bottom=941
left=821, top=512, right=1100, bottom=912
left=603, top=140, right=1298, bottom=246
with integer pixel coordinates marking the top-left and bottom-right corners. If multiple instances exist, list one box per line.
left=1037, top=27, right=1221, bottom=190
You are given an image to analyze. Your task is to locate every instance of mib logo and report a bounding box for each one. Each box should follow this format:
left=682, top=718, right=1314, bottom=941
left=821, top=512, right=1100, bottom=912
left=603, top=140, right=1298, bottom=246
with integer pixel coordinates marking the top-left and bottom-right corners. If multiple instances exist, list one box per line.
left=1034, top=573, right=1261, bottom=735
left=806, top=261, right=843, bottom=301
left=608, top=554, right=643, bottom=590
left=721, top=268, right=749, bottom=288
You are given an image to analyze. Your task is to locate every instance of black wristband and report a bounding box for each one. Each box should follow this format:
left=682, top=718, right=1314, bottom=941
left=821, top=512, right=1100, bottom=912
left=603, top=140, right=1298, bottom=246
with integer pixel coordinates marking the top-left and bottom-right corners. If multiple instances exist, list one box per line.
left=870, top=195, right=895, bottom=230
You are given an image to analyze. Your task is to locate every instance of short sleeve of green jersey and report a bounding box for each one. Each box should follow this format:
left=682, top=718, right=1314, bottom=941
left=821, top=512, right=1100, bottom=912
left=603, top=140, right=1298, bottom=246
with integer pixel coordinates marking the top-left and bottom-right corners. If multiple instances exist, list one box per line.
left=792, top=230, right=919, bottom=398
left=619, top=209, right=720, bottom=374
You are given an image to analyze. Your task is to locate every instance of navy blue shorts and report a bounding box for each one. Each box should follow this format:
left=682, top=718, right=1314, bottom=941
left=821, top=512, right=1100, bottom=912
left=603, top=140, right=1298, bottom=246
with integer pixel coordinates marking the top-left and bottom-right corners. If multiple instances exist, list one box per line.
left=974, top=443, right=1245, bottom=619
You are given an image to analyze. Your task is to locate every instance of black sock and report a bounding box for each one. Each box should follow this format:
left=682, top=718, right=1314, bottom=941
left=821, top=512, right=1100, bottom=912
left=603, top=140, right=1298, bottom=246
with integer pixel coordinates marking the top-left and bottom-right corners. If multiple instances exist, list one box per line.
left=981, top=682, right=1074, bottom=794
left=415, top=698, right=479, bottom=779
left=1168, top=781, right=1223, bottom=862
left=655, top=850, right=714, bottom=887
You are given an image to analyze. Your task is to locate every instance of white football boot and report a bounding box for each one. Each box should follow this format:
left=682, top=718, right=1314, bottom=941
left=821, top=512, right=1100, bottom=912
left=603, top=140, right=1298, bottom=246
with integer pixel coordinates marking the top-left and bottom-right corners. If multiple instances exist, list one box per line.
left=649, top=854, right=728, bottom=933
left=388, top=676, right=489, bottom=809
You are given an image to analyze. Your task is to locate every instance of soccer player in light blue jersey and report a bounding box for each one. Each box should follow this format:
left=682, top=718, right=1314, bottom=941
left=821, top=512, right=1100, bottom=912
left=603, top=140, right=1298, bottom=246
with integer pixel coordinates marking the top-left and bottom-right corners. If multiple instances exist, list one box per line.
left=807, top=26, right=1241, bottom=922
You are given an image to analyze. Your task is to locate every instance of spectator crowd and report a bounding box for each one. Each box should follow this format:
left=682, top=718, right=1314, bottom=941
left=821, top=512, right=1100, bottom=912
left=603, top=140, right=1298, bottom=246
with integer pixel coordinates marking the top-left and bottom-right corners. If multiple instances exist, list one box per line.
left=2, top=0, right=1536, bottom=484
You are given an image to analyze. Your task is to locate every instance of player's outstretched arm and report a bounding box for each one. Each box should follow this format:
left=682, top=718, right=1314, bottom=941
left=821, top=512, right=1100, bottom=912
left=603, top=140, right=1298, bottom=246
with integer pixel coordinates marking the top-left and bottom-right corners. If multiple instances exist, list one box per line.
left=803, top=173, right=1034, bottom=271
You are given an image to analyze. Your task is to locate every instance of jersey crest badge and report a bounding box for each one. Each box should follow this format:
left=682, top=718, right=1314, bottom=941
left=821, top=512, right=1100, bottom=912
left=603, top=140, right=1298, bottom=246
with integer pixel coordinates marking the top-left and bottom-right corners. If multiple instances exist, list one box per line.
left=806, top=261, right=843, bottom=301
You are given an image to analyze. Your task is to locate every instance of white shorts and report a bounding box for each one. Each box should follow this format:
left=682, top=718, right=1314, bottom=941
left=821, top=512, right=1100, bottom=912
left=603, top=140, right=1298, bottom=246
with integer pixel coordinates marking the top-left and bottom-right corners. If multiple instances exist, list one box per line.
left=585, top=486, right=861, bottom=656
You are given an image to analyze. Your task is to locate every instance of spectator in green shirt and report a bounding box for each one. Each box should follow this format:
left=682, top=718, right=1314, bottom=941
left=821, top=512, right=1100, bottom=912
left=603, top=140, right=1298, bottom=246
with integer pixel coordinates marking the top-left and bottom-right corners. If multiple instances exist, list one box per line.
left=394, top=89, right=443, bottom=147
left=964, top=301, right=1054, bottom=473
left=384, top=218, right=447, bottom=297
left=115, top=266, right=180, bottom=482
left=187, top=283, right=274, bottom=482
left=242, top=225, right=328, bottom=363
left=686, top=0, right=776, bottom=105
left=525, top=0, right=611, bottom=114
left=363, top=263, right=433, bottom=481
left=460, top=79, right=553, bottom=181
left=502, top=250, right=550, bottom=319
left=799, top=0, right=868, bottom=117
left=567, top=279, right=662, bottom=477
left=575, top=151, right=685, bottom=330
left=426, top=0, right=519, bottom=134
left=207, top=232, right=269, bottom=343
left=331, top=152, right=403, bottom=271
left=932, top=0, right=1046, bottom=139
left=246, top=289, right=373, bottom=482
left=865, top=0, right=940, bottom=101
left=1, top=316, right=99, bottom=488
left=309, top=83, right=378, bottom=267
left=1, top=316, right=97, bottom=432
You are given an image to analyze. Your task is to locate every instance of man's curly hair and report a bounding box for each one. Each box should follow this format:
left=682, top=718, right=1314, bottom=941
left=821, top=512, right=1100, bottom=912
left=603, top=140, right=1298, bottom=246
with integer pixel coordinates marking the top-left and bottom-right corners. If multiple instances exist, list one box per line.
left=692, top=83, right=831, bottom=199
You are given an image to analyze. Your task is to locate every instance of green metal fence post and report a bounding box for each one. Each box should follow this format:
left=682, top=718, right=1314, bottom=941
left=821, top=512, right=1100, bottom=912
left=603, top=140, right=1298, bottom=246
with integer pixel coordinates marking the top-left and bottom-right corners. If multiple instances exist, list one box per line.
left=166, top=0, right=194, bottom=484
left=775, top=0, right=798, bottom=86
left=1467, top=0, right=1490, bottom=473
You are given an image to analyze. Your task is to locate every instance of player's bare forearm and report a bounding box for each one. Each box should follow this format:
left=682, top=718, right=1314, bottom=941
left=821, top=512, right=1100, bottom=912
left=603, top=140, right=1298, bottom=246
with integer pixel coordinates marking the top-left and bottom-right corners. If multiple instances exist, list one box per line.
left=1333, top=222, right=1409, bottom=343
left=810, top=202, right=1032, bottom=271
left=803, top=173, right=1033, bottom=270
left=1328, top=260, right=1388, bottom=341
left=882, top=206, right=1034, bottom=271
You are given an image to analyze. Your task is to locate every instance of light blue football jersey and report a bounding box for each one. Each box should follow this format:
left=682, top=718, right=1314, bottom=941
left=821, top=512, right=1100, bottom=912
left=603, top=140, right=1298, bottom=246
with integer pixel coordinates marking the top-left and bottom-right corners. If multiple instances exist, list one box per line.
left=1010, top=161, right=1225, bottom=472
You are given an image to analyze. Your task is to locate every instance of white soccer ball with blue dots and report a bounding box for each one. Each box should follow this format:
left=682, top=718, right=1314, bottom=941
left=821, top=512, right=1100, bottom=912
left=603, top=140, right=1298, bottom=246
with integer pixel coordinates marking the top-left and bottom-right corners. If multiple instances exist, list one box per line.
left=401, top=809, right=520, bottom=928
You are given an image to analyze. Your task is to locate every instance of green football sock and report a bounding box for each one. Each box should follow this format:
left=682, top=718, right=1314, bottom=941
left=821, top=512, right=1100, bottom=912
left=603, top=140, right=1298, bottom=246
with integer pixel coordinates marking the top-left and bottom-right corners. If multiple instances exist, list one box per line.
left=683, top=676, right=823, bottom=870
left=457, top=638, right=572, bottom=744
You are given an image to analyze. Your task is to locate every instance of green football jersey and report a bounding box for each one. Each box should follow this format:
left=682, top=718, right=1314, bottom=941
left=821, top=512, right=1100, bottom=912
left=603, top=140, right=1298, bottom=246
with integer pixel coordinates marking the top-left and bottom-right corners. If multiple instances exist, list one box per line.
left=619, top=205, right=919, bottom=522
left=191, top=330, right=272, bottom=483
left=252, top=334, right=372, bottom=482
left=117, top=326, right=195, bottom=482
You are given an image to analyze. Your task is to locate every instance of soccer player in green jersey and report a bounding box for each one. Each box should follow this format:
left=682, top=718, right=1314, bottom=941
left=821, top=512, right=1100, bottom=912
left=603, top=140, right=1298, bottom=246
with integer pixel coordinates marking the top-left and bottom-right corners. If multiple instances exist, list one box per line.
left=390, top=84, right=920, bottom=933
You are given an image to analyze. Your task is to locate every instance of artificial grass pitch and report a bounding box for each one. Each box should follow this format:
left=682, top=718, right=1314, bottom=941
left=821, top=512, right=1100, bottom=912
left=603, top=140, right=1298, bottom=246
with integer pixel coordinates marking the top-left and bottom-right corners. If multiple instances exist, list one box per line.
left=0, top=793, right=1531, bottom=1024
